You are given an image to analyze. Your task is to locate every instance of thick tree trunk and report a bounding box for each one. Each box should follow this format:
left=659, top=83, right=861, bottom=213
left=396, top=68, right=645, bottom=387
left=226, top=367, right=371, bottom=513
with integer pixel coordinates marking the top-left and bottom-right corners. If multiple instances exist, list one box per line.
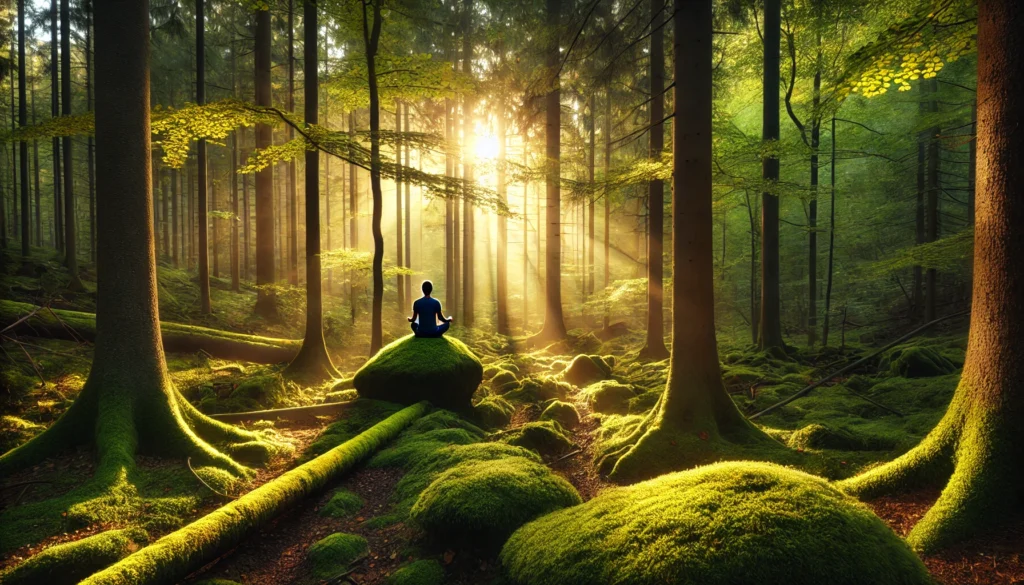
left=61, top=0, right=83, bottom=289
left=841, top=0, right=1024, bottom=552
left=254, top=7, right=277, bottom=319
left=758, top=0, right=783, bottom=353
left=533, top=0, right=567, bottom=344
left=602, top=0, right=776, bottom=483
left=86, top=12, right=96, bottom=262
left=196, top=0, right=211, bottom=314
left=364, top=0, right=385, bottom=354
left=639, top=0, right=668, bottom=360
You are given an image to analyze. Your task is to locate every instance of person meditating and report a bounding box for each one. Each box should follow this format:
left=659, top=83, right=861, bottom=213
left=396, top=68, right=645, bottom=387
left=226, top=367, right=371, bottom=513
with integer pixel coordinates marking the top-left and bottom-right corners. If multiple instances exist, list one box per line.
left=408, top=280, right=453, bottom=338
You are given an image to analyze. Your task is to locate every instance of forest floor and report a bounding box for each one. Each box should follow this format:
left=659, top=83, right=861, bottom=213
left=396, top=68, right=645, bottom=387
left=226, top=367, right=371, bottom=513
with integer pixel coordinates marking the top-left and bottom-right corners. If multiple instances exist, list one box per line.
left=2, top=250, right=1022, bottom=584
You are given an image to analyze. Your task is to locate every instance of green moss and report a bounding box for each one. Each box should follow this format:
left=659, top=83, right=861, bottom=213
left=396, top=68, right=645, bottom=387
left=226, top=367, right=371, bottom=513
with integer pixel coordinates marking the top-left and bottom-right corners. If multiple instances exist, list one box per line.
left=501, top=462, right=931, bottom=585
left=308, top=533, right=369, bottom=580
left=503, top=421, right=574, bottom=457
left=0, top=528, right=148, bottom=585
left=490, top=369, right=519, bottom=391
left=561, top=355, right=611, bottom=387
left=305, top=399, right=405, bottom=459
left=394, top=443, right=542, bottom=505
left=193, top=466, right=240, bottom=495
left=581, top=380, right=635, bottom=414
left=223, top=440, right=276, bottom=466
left=473, top=395, right=515, bottom=429
left=369, top=410, right=488, bottom=468
left=387, top=560, right=445, bottom=585
left=787, top=423, right=899, bottom=452
left=321, top=489, right=364, bottom=518
left=504, top=377, right=571, bottom=403
left=880, top=345, right=957, bottom=378
left=628, top=390, right=661, bottom=414
left=411, top=457, right=582, bottom=550
left=0, top=415, right=44, bottom=453
left=324, top=388, right=359, bottom=403
left=354, top=334, right=484, bottom=409
left=539, top=401, right=580, bottom=428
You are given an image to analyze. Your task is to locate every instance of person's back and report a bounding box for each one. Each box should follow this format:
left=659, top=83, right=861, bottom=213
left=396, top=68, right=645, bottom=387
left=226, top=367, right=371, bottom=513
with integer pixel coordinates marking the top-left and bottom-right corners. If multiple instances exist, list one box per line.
left=408, top=280, right=452, bottom=338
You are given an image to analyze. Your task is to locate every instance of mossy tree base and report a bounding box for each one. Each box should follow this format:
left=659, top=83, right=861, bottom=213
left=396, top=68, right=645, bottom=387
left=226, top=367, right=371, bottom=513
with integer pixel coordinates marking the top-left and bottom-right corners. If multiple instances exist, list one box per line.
left=283, top=338, right=341, bottom=383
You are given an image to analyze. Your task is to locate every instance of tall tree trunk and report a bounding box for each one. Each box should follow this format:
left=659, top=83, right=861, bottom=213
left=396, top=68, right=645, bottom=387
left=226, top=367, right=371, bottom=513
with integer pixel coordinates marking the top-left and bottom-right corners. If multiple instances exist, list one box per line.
left=807, top=44, right=821, bottom=347
left=913, top=84, right=927, bottom=320
left=640, top=0, right=668, bottom=360
left=172, top=167, right=179, bottom=267
left=587, top=94, right=595, bottom=298
left=363, top=0, right=385, bottom=354
left=603, top=0, right=775, bottom=483
left=445, top=96, right=455, bottom=315
left=86, top=5, right=96, bottom=262
left=286, top=0, right=339, bottom=381
left=61, top=0, right=82, bottom=289
left=286, top=0, right=298, bottom=286
left=230, top=41, right=240, bottom=292
left=533, top=0, right=567, bottom=343
left=841, top=0, right=1024, bottom=552
left=254, top=6, right=277, bottom=318
left=196, top=0, right=211, bottom=314
left=604, top=88, right=611, bottom=329
left=18, top=0, right=29, bottom=257
left=758, top=0, right=783, bottom=353
left=212, top=169, right=220, bottom=278
left=822, top=116, right=837, bottom=346
left=522, top=131, right=529, bottom=330
left=349, top=110, right=359, bottom=324
left=404, top=103, right=412, bottom=304
left=925, top=78, right=940, bottom=321
left=242, top=144, right=249, bottom=280
left=32, top=76, right=41, bottom=247
left=161, top=169, right=170, bottom=257
left=496, top=96, right=509, bottom=334
left=51, top=0, right=62, bottom=254
left=395, top=101, right=405, bottom=312
left=461, top=0, right=476, bottom=328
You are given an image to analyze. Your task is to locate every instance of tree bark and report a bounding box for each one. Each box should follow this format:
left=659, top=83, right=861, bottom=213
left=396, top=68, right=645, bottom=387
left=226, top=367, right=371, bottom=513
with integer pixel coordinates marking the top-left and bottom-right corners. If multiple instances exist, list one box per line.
left=395, top=101, right=405, bottom=312
left=925, top=78, right=940, bottom=322
left=51, top=0, right=63, bottom=255
left=18, top=0, right=29, bottom=257
left=496, top=96, right=509, bottom=334
left=461, top=0, right=476, bottom=328
left=254, top=7, right=277, bottom=319
left=349, top=110, right=359, bottom=324
left=286, top=0, right=298, bottom=286
left=196, top=0, right=211, bottom=314
left=604, top=88, right=611, bottom=329
left=758, top=0, right=783, bottom=353
left=61, top=0, right=83, bottom=289
left=363, top=0, right=385, bottom=354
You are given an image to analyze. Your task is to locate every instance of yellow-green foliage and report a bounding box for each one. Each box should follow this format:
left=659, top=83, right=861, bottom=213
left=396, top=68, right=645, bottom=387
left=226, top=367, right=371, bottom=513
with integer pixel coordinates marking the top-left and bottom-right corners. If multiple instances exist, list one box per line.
left=0, top=415, right=44, bottom=453
left=411, top=457, right=582, bottom=549
left=561, top=355, right=611, bottom=387
left=79, top=403, right=427, bottom=585
left=193, top=466, right=241, bottom=495
left=324, top=389, right=359, bottom=403
left=0, top=528, right=148, bottom=585
left=473, top=395, right=515, bottom=429
left=354, top=335, right=484, bottom=408
left=308, top=533, right=369, bottom=580
left=320, top=489, right=364, bottom=518
left=503, top=421, right=574, bottom=457
left=581, top=380, right=636, bottom=414
left=387, top=559, right=445, bottom=585
left=540, top=401, right=580, bottom=428
left=501, top=462, right=932, bottom=585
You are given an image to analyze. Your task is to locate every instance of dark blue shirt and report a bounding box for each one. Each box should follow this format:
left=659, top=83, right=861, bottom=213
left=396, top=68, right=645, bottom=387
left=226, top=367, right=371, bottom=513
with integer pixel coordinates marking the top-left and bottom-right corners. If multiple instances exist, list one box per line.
left=413, top=296, right=444, bottom=334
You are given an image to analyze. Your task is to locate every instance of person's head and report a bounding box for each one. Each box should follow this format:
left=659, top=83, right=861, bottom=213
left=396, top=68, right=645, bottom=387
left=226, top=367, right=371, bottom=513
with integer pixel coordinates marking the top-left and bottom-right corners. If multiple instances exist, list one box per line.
left=421, top=280, right=433, bottom=296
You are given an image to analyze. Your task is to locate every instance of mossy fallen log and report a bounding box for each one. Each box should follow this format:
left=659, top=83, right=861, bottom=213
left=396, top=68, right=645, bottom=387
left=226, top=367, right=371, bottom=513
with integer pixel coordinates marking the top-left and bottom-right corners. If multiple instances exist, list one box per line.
left=78, top=401, right=429, bottom=585
left=209, top=401, right=353, bottom=424
left=0, top=300, right=300, bottom=364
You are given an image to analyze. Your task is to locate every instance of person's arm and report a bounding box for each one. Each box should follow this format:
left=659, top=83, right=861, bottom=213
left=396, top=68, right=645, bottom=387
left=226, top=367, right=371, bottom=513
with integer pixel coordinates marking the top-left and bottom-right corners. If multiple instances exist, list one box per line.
left=408, top=303, right=418, bottom=322
left=436, top=301, right=452, bottom=323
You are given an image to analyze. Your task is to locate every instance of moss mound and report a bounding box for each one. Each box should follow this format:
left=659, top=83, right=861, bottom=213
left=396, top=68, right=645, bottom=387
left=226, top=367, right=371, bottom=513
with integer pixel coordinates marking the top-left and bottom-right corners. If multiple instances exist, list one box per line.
left=308, top=532, right=369, bottom=580
left=787, top=423, right=899, bottom=452
left=395, top=442, right=542, bottom=504
left=582, top=380, right=635, bottom=414
left=0, top=528, right=148, bottom=585
left=880, top=345, right=957, bottom=378
left=321, top=489, right=364, bottom=518
left=411, top=457, right=582, bottom=550
left=501, top=461, right=932, bottom=585
left=503, top=420, right=574, bottom=456
left=540, top=400, right=580, bottom=428
left=504, top=377, right=571, bottom=403
left=387, top=559, right=445, bottom=585
left=354, top=335, right=484, bottom=408
left=561, top=355, right=611, bottom=387
left=490, top=369, right=519, bottom=392
left=474, top=395, right=515, bottom=429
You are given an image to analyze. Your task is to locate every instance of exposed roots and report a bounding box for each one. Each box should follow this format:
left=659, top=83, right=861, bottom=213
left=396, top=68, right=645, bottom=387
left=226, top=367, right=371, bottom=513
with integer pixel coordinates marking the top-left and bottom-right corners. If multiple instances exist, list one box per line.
left=283, top=339, right=341, bottom=383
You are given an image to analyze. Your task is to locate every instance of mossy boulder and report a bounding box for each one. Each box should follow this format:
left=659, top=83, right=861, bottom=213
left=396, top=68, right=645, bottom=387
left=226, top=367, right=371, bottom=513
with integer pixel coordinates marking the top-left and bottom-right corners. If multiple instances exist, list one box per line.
left=879, top=345, right=957, bottom=378
left=503, top=421, right=574, bottom=457
left=474, top=395, right=515, bottom=429
left=501, top=461, right=932, bottom=585
left=540, top=400, right=580, bottom=428
left=0, top=528, right=148, bottom=585
left=307, top=533, right=369, bottom=580
left=354, top=335, right=484, bottom=409
left=582, top=380, right=636, bottom=414
left=320, top=489, right=364, bottom=518
left=490, top=369, right=519, bottom=392
left=504, top=377, right=571, bottom=403
left=387, top=560, right=445, bottom=585
left=411, top=457, right=582, bottom=550
left=787, top=423, right=898, bottom=452
left=395, top=442, right=542, bottom=504
left=561, top=355, right=611, bottom=387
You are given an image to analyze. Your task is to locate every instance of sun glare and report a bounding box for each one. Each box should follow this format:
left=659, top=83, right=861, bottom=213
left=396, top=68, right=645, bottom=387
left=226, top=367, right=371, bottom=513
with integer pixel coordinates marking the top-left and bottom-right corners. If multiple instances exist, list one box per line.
left=474, top=133, right=501, bottom=161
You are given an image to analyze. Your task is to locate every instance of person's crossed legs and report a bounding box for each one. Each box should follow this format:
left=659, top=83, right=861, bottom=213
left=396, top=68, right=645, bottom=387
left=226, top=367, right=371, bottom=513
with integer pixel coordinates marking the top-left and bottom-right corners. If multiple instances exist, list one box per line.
left=411, top=320, right=450, bottom=338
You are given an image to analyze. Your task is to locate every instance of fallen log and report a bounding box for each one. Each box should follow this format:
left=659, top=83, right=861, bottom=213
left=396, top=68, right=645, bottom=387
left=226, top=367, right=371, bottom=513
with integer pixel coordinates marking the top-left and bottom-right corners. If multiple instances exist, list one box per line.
left=209, top=401, right=354, bottom=424
left=0, top=300, right=300, bottom=364
left=80, top=401, right=429, bottom=585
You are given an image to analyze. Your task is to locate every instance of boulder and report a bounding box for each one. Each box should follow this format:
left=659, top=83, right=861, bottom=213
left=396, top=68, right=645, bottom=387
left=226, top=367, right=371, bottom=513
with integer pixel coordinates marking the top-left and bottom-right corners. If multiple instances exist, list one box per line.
left=562, top=355, right=611, bottom=387
left=354, top=335, right=483, bottom=409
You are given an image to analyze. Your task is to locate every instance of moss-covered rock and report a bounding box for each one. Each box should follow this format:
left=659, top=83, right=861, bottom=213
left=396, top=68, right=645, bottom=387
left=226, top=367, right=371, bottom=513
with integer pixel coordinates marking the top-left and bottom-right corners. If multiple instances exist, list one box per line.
left=787, top=423, right=898, bottom=452
left=395, top=442, right=542, bottom=504
left=880, top=345, right=957, bottom=378
left=307, top=533, right=369, bottom=580
left=628, top=390, right=661, bottom=414
left=0, top=528, right=148, bottom=585
left=561, top=355, right=611, bottom=387
left=354, top=335, right=484, bottom=409
left=474, top=395, right=515, bottom=429
left=540, top=401, right=580, bottom=428
left=503, top=421, right=574, bottom=456
left=490, top=369, right=519, bottom=392
left=582, top=380, right=635, bottom=414
left=504, top=377, right=571, bottom=403
left=387, top=560, right=445, bottom=585
left=320, top=489, right=364, bottom=518
left=411, top=457, right=582, bottom=549
left=501, top=461, right=932, bottom=585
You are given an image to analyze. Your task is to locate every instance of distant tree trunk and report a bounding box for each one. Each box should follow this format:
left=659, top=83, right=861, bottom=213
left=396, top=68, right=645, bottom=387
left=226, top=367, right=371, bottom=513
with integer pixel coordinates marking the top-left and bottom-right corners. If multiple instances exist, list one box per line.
left=807, top=40, right=822, bottom=347
left=395, top=101, right=405, bottom=312
left=822, top=116, right=837, bottom=346
left=404, top=103, right=412, bottom=303
left=363, top=0, right=385, bottom=354
left=230, top=42, right=240, bottom=292
left=60, top=0, right=83, bottom=289
left=286, top=0, right=298, bottom=286
left=640, top=0, right=669, bottom=360
left=496, top=96, right=509, bottom=334
left=913, top=84, right=927, bottom=320
left=746, top=190, right=760, bottom=343
left=86, top=6, right=96, bottom=262
left=532, top=0, right=567, bottom=344
left=841, top=0, right=1024, bottom=552
left=253, top=6, right=277, bottom=319
left=196, top=0, right=211, bottom=314
left=242, top=149, right=249, bottom=279
left=461, top=0, right=476, bottom=328
left=285, top=0, right=339, bottom=382
left=18, top=0, right=29, bottom=257
left=172, top=167, right=179, bottom=268
left=587, top=94, right=595, bottom=298
left=445, top=96, right=455, bottom=314
left=758, top=0, right=783, bottom=353
left=603, top=0, right=775, bottom=483
left=212, top=169, right=220, bottom=278
left=31, top=76, right=41, bottom=247
left=161, top=169, right=170, bottom=257
left=604, top=89, right=611, bottom=329
left=50, top=0, right=62, bottom=254
left=522, top=132, right=529, bottom=330
left=925, top=78, right=940, bottom=322
left=349, top=110, right=359, bottom=324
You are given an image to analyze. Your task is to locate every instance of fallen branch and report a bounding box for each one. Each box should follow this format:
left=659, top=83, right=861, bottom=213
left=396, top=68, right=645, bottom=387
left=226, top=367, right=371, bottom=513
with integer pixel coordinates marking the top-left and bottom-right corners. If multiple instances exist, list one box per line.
left=209, top=401, right=354, bottom=424
left=80, top=402, right=429, bottom=585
